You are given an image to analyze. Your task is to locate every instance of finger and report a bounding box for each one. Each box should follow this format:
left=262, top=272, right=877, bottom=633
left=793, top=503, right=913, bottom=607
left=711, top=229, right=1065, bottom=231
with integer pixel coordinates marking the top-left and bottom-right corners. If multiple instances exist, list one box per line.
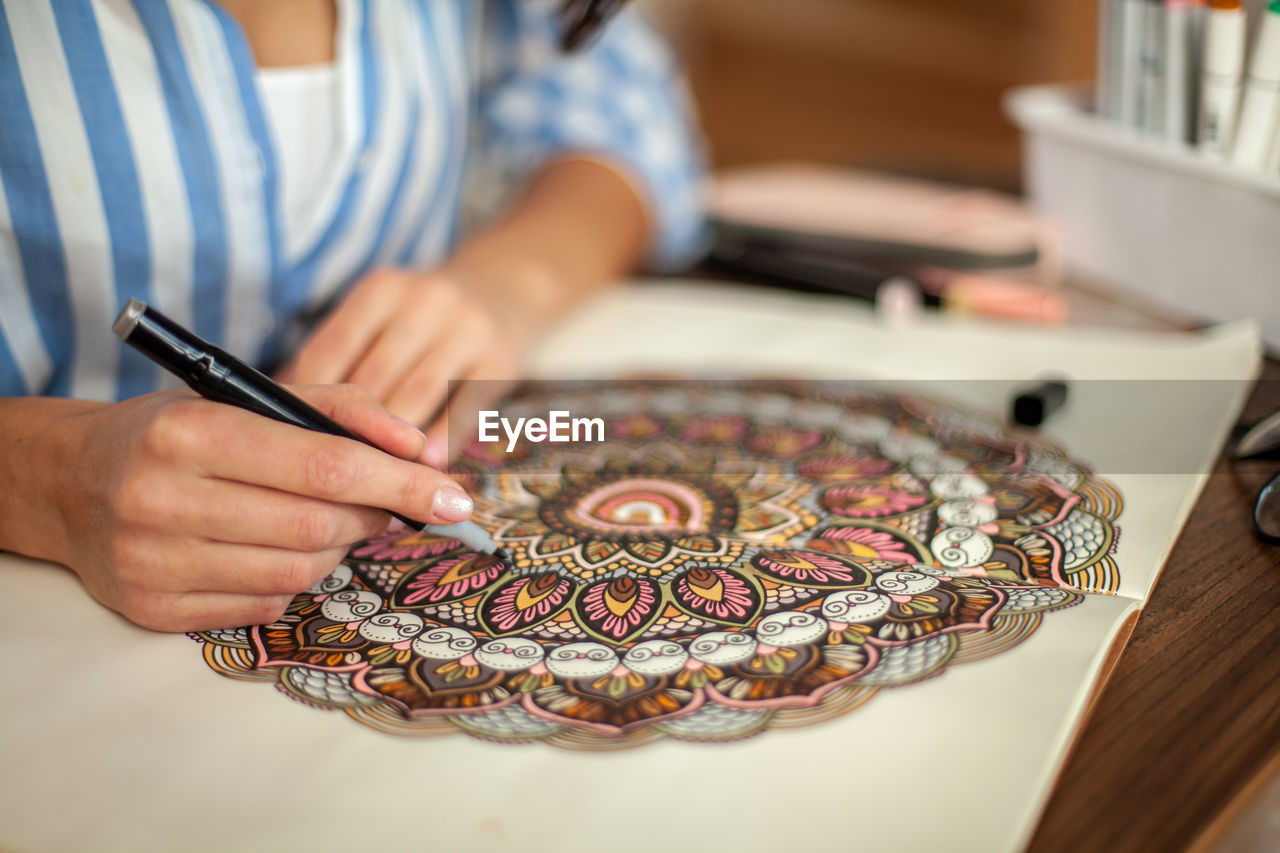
left=293, top=383, right=426, bottom=461
left=119, top=588, right=299, bottom=633
left=279, top=270, right=410, bottom=385
left=346, top=279, right=457, bottom=400
left=192, top=544, right=351, bottom=596
left=423, top=356, right=518, bottom=466
left=382, top=311, right=492, bottom=427
left=143, top=476, right=390, bottom=551
left=162, top=404, right=475, bottom=524
left=118, top=533, right=351, bottom=596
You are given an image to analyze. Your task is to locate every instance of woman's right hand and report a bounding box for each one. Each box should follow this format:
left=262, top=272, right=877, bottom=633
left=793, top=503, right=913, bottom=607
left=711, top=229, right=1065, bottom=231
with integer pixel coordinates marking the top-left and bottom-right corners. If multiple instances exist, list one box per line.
left=0, top=384, right=475, bottom=632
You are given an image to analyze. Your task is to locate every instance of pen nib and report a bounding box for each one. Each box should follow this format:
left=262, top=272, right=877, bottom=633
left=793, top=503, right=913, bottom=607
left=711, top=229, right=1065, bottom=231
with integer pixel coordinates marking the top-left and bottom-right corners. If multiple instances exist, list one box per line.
left=492, top=546, right=513, bottom=567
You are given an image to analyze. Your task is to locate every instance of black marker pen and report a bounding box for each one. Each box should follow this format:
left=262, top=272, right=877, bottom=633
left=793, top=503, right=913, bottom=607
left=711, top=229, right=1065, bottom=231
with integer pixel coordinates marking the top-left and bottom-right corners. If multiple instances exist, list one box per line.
left=112, top=298, right=509, bottom=563
left=1011, top=379, right=1069, bottom=428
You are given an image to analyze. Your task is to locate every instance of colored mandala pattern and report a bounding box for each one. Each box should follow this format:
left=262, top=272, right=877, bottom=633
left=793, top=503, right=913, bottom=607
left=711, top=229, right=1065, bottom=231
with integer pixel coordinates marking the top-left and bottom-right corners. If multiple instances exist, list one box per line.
left=195, top=382, right=1124, bottom=749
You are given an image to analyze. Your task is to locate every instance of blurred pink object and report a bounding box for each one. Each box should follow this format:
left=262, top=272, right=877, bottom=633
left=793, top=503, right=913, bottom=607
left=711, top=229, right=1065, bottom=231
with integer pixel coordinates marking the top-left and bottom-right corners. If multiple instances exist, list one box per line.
left=710, top=161, right=1064, bottom=286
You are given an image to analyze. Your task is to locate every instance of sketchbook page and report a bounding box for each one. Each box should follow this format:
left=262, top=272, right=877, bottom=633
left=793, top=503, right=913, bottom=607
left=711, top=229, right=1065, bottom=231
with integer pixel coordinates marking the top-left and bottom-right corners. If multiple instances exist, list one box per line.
left=0, top=282, right=1258, bottom=853
left=0, top=551, right=1138, bottom=853
left=531, top=280, right=1261, bottom=603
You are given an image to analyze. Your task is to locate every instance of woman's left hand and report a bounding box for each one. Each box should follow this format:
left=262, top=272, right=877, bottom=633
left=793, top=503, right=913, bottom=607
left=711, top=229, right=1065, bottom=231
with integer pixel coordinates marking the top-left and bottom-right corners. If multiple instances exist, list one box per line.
left=277, top=267, right=518, bottom=466
left=278, top=158, right=653, bottom=465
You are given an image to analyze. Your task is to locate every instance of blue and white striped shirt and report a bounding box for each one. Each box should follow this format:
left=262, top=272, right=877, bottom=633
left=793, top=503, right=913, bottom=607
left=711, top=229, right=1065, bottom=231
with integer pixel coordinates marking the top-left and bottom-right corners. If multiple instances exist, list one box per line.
left=0, top=0, right=705, bottom=401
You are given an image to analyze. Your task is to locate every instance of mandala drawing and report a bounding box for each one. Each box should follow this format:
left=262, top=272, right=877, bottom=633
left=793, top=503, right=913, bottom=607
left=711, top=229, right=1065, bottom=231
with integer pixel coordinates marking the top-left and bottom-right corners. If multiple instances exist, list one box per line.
left=195, top=381, right=1123, bottom=749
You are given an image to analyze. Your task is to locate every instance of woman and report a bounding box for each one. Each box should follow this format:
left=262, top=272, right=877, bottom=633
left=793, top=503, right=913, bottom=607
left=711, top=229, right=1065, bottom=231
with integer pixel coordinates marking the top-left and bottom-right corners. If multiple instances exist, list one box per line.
left=0, top=0, right=704, bottom=631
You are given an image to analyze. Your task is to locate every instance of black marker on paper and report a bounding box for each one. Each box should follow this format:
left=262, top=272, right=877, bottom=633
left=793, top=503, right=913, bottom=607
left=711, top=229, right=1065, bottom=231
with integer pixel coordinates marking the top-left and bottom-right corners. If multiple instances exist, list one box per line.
left=112, top=299, right=509, bottom=563
left=1011, top=379, right=1070, bottom=428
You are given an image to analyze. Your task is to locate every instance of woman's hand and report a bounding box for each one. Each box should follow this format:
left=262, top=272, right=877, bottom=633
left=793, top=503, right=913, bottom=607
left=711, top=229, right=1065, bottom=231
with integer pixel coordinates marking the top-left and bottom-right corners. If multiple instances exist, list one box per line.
left=0, top=386, right=475, bottom=633
left=278, top=158, right=652, bottom=463
left=278, top=270, right=519, bottom=466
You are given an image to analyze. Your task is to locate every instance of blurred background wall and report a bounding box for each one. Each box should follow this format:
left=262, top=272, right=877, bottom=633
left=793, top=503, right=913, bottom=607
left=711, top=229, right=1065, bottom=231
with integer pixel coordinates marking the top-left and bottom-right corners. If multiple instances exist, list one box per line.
left=638, top=0, right=1098, bottom=192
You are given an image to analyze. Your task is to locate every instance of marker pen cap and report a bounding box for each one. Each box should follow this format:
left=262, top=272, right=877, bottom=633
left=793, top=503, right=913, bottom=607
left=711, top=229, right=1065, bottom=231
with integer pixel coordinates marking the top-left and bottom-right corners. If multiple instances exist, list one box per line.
left=1204, top=0, right=1245, bottom=78
left=1250, top=3, right=1280, bottom=82
left=874, top=277, right=924, bottom=328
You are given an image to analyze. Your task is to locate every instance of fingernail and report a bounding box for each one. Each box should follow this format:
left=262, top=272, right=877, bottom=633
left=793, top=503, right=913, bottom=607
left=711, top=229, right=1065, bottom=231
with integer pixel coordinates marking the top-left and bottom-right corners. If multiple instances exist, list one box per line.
left=390, top=412, right=426, bottom=438
left=385, top=516, right=407, bottom=533
left=421, top=438, right=448, bottom=469
left=432, top=487, right=473, bottom=522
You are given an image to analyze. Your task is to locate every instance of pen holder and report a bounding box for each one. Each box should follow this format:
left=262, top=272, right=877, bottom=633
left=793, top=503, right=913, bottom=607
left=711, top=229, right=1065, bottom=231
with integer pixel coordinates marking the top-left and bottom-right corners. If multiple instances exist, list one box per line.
left=1005, top=83, right=1280, bottom=347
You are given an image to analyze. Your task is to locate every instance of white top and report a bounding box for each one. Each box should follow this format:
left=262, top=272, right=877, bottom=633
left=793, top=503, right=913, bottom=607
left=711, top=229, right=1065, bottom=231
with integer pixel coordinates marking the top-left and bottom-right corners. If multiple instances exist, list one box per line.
left=256, top=63, right=339, bottom=241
